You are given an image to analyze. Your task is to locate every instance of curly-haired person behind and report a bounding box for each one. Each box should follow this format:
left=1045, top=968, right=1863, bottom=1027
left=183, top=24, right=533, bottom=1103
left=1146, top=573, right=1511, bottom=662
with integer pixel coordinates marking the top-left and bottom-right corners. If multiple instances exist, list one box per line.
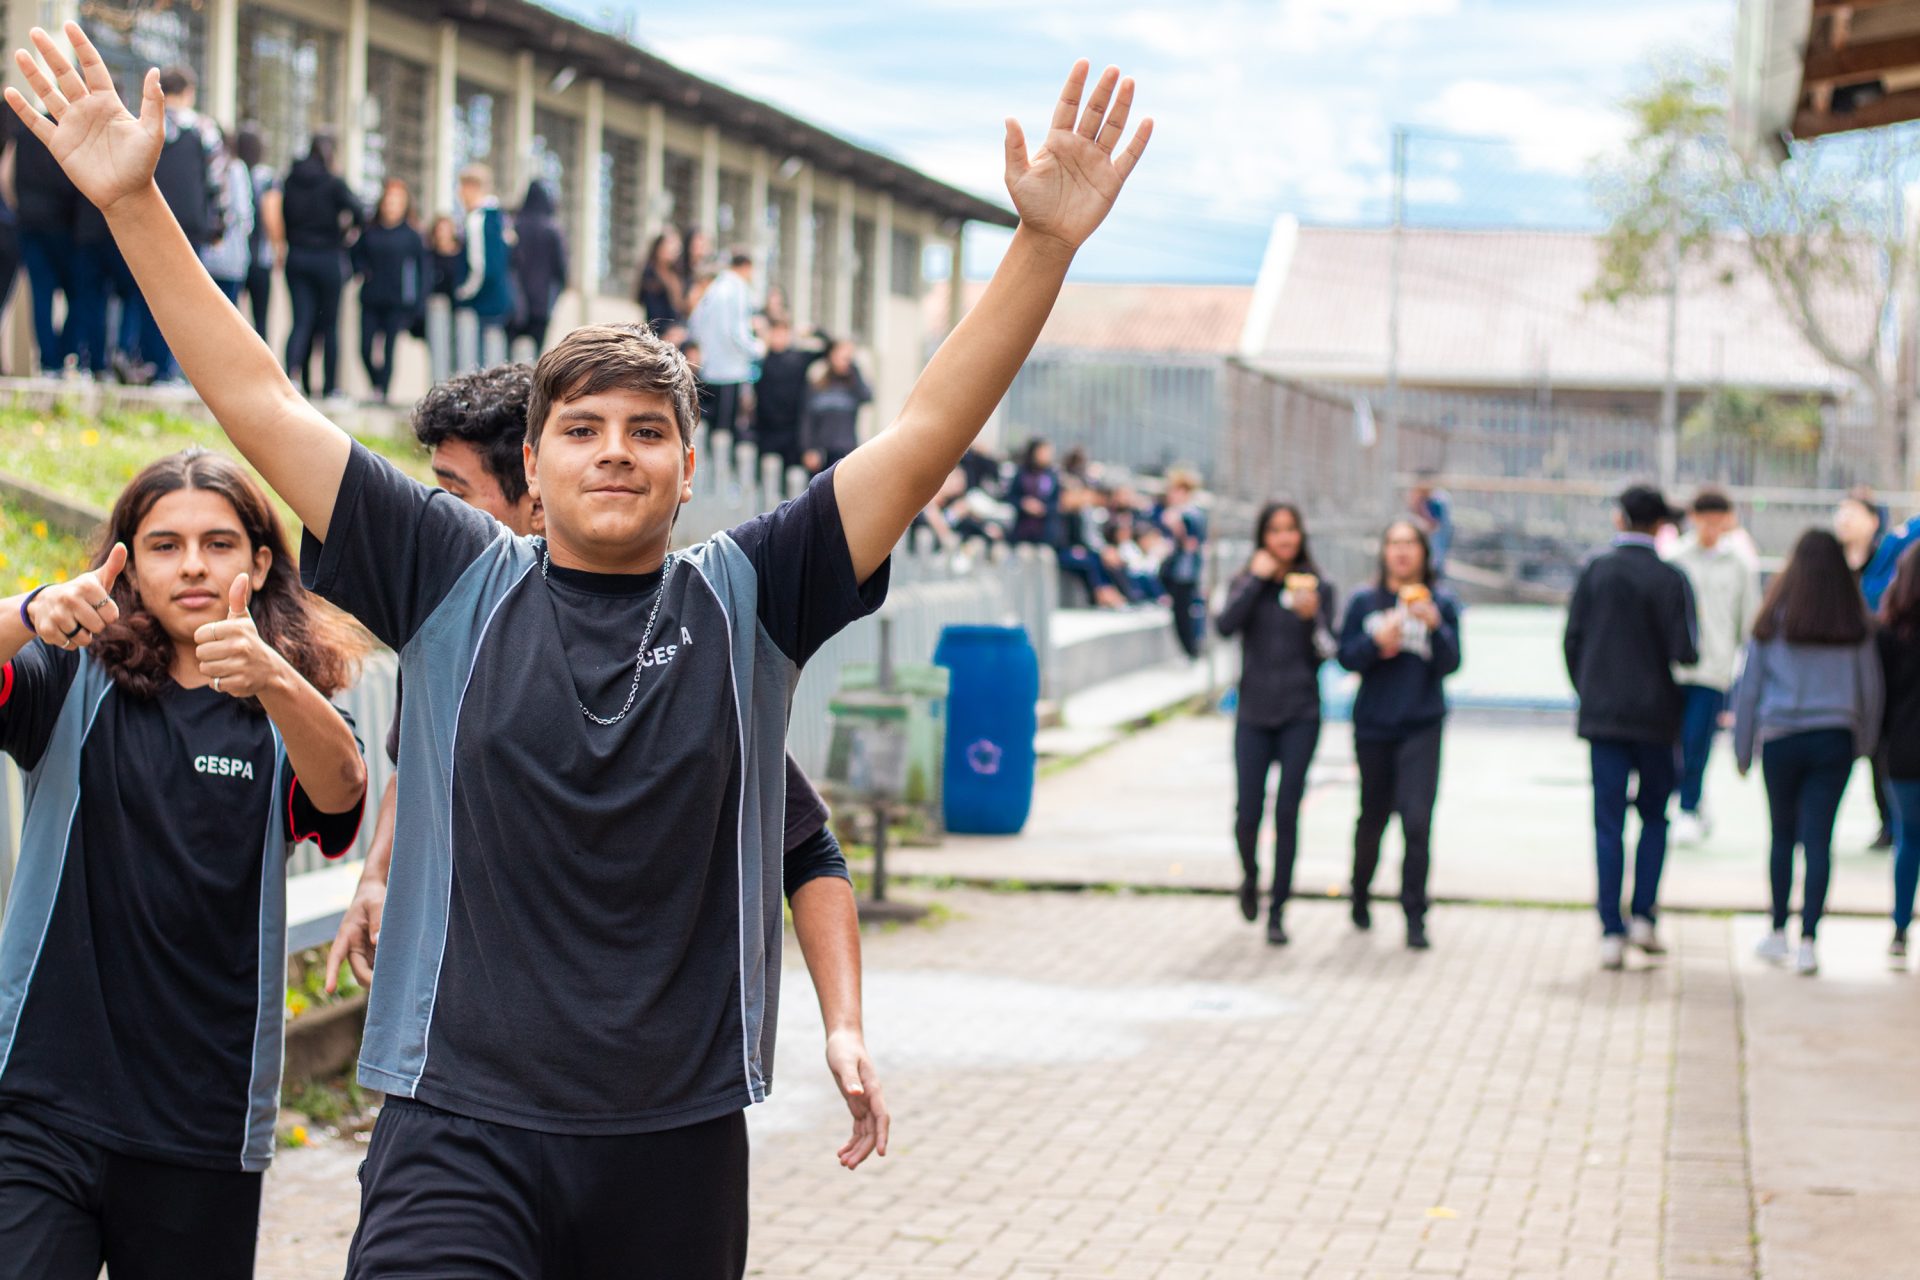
left=0, top=447, right=368, bottom=1278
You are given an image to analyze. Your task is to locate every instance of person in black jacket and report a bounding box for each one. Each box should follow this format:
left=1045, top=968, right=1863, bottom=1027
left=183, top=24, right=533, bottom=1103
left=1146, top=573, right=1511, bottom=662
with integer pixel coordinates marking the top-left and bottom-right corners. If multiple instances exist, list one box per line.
left=13, top=119, right=78, bottom=373
left=1337, top=521, right=1461, bottom=951
left=352, top=178, right=427, bottom=402
left=754, top=321, right=826, bottom=471
left=278, top=132, right=363, bottom=400
left=1563, top=485, right=1699, bottom=970
left=1216, top=502, right=1336, bottom=945
left=1879, top=544, right=1920, bottom=963
left=508, top=180, right=568, bottom=357
left=799, top=340, right=873, bottom=474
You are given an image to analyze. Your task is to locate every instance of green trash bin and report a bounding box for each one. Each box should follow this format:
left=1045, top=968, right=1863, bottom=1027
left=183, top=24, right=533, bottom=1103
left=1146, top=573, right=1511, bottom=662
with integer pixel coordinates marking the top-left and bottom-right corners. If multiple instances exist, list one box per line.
left=833, top=662, right=949, bottom=824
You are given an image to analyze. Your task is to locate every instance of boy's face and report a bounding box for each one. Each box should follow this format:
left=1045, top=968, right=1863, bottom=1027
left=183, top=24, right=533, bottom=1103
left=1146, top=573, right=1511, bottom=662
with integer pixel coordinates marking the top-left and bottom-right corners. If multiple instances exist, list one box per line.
left=432, top=438, right=533, bottom=535
left=131, top=489, right=271, bottom=649
left=1693, top=510, right=1734, bottom=547
left=458, top=178, right=487, bottom=211
left=525, top=387, right=693, bottom=565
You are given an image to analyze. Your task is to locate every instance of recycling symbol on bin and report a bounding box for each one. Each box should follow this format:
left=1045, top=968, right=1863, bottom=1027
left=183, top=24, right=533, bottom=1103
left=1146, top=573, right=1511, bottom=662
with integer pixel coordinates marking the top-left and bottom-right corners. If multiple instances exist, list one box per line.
left=965, top=738, right=1003, bottom=776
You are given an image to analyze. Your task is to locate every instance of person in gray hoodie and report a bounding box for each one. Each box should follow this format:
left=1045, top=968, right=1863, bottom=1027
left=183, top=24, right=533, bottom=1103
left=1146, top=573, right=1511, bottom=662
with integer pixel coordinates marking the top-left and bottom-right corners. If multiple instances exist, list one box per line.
left=1732, top=529, right=1883, bottom=976
left=1668, top=488, right=1761, bottom=845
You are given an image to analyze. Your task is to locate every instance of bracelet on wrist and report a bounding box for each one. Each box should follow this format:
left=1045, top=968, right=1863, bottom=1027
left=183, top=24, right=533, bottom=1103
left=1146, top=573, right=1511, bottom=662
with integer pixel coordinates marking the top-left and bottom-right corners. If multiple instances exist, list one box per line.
left=17, top=585, right=49, bottom=634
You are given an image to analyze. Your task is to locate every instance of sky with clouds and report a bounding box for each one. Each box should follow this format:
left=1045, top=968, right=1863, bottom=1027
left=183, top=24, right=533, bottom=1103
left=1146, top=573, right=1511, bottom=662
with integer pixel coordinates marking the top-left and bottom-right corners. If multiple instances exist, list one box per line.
left=548, top=0, right=1733, bottom=283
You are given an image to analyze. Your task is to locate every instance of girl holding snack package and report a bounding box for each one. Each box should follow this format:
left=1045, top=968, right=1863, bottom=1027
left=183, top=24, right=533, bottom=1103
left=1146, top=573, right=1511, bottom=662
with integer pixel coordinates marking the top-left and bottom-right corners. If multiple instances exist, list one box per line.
left=1336, top=521, right=1462, bottom=950
left=1216, top=503, right=1337, bottom=945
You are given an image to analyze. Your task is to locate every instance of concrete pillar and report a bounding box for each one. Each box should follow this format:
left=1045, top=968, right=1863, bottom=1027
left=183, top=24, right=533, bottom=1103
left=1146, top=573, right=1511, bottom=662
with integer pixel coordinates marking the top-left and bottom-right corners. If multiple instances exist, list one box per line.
left=947, top=224, right=967, bottom=332
left=642, top=102, right=665, bottom=242
left=341, top=0, right=369, bottom=188
left=205, top=0, right=239, bottom=127
left=511, top=51, right=535, bottom=196
left=578, top=77, right=604, bottom=318
left=698, top=123, right=719, bottom=240
left=430, top=22, right=458, bottom=215
left=834, top=177, right=856, bottom=337
left=871, top=193, right=893, bottom=354
left=748, top=148, right=770, bottom=270
left=791, top=164, right=814, bottom=332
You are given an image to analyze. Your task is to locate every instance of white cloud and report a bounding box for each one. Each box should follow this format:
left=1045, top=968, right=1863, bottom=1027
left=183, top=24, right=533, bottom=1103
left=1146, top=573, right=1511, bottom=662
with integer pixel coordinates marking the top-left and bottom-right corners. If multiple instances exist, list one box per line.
left=1416, top=79, right=1630, bottom=175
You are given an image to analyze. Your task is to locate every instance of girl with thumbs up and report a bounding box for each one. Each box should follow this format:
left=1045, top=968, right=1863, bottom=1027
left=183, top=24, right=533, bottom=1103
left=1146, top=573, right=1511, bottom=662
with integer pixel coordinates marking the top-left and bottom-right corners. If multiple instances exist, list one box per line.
left=0, top=447, right=366, bottom=1278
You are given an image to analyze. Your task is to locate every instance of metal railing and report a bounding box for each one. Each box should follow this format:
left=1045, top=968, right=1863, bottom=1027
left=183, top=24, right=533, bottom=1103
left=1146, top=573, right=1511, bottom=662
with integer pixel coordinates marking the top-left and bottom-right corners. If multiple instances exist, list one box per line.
left=999, top=349, right=1224, bottom=477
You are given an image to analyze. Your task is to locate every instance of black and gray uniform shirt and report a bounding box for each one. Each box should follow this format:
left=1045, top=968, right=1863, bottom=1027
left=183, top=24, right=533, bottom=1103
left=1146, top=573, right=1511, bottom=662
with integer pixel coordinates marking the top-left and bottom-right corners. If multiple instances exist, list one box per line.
left=0, top=646, right=363, bottom=1171
left=303, top=443, right=886, bottom=1134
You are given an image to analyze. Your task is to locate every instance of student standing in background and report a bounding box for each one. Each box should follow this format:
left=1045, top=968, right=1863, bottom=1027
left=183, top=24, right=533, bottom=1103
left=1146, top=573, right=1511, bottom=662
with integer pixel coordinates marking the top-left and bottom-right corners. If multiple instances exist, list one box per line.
left=1877, top=545, right=1920, bottom=966
left=351, top=178, right=427, bottom=403
left=1667, top=488, right=1760, bottom=846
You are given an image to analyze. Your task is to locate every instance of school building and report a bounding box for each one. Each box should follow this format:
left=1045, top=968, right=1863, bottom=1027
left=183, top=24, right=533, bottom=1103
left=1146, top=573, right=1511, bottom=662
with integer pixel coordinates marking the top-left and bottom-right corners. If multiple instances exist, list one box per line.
left=3, top=0, right=1015, bottom=414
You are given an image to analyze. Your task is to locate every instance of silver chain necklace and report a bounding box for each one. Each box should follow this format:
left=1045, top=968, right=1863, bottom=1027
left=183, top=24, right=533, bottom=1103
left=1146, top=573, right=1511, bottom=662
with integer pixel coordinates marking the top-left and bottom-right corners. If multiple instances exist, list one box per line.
left=538, top=539, right=678, bottom=727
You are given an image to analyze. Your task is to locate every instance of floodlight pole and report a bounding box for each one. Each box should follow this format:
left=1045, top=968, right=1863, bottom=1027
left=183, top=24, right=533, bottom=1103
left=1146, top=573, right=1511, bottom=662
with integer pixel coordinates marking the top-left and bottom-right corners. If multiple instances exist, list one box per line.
left=1659, top=225, right=1681, bottom=491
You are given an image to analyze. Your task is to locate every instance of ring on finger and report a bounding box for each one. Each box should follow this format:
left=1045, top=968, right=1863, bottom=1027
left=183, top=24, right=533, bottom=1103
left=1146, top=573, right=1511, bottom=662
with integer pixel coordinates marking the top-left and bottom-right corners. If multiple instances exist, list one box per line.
left=92, top=599, right=111, bottom=610
left=61, top=621, right=85, bottom=641
left=212, top=676, right=223, bottom=693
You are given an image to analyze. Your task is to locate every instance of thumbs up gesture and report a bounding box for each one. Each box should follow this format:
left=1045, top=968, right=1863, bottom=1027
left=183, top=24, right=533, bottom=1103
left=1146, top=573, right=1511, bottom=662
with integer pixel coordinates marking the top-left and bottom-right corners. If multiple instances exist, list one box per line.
left=23, top=541, right=127, bottom=650
left=194, top=572, right=279, bottom=698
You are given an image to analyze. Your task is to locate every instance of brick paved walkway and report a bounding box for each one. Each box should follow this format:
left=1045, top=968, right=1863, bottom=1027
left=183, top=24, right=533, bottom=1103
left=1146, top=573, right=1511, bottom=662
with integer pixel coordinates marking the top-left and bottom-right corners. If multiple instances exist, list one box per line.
left=256, top=891, right=1754, bottom=1279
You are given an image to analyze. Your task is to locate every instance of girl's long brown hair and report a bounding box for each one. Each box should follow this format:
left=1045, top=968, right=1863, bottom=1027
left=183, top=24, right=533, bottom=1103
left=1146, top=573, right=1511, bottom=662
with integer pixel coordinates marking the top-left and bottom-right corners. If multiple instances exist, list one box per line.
left=90, top=449, right=366, bottom=702
left=1882, top=541, right=1920, bottom=643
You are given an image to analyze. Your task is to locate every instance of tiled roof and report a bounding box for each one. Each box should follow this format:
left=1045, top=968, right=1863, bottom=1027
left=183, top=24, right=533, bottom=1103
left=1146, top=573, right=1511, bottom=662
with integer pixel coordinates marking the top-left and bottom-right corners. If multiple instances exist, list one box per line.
left=926, top=281, right=1254, bottom=355
left=1249, top=225, right=1869, bottom=393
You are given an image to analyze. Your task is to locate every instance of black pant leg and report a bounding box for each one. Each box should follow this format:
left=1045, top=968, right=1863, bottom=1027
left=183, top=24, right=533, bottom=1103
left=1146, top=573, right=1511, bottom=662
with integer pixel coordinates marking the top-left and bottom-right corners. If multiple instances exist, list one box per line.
left=1353, top=737, right=1397, bottom=904
left=285, top=258, right=320, bottom=394
left=1394, top=724, right=1443, bottom=922
left=314, top=256, right=344, bottom=396
left=0, top=1110, right=106, bottom=1280
left=1232, top=721, right=1280, bottom=885
left=99, top=1151, right=261, bottom=1280
left=245, top=262, right=272, bottom=337
left=550, top=1110, right=749, bottom=1280
left=1761, top=737, right=1807, bottom=933
left=1270, top=718, right=1322, bottom=911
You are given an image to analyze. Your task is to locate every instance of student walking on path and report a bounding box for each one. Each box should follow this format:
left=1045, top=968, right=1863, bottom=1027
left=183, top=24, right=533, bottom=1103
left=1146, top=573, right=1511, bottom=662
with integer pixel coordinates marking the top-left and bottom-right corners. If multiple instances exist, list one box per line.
left=1878, top=544, right=1920, bottom=965
left=12, top=31, right=1150, bottom=1272
left=1668, top=487, right=1761, bottom=845
left=0, top=450, right=366, bottom=1277
left=1217, top=503, right=1335, bottom=946
left=1733, top=530, right=1883, bottom=977
left=278, top=132, right=362, bottom=401
left=1337, top=520, right=1461, bottom=951
left=1565, top=486, right=1699, bottom=970
left=351, top=177, right=427, bottom=402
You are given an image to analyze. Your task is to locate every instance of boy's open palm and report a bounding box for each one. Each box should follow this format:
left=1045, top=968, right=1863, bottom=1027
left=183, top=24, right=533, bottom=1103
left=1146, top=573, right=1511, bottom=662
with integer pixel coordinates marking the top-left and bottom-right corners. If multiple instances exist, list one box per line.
left=1005, top=60, right=1152, bottom=253
left=7, top=24, right=163, bottom=213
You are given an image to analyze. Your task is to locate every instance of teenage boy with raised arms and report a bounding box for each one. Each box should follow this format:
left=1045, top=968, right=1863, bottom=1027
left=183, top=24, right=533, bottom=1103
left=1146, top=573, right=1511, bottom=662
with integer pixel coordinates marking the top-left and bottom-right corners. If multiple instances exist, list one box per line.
left=10, top=26, right=1149, bottom=1275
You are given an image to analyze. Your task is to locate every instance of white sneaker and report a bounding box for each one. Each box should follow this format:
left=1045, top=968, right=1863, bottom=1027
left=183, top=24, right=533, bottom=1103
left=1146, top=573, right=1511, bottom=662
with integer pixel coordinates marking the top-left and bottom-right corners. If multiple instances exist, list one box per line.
left=1600, top=935, right=1626, bottom=970
left=1672, top=811, right=1705, bottom=847
left=1755, top=929, right=1790, bottom=964
left=1629, top=917, right=1666, bottom=955
left=1797, top=939, right=1819, bottom=976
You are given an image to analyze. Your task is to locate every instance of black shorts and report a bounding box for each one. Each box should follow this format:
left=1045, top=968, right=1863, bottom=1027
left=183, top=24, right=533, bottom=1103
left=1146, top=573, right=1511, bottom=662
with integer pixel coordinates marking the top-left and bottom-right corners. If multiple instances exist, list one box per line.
left=346, top=1097, right=750, bottom=1279
left=0, top=1106, right=263, bottom=1280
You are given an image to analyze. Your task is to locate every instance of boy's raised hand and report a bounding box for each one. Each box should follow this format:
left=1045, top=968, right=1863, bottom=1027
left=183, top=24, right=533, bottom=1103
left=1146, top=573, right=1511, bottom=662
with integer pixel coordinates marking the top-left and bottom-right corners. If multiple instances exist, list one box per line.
left=6, top=23, right=163, bottom=214
left=1004, top=60, right=1152, bottom=255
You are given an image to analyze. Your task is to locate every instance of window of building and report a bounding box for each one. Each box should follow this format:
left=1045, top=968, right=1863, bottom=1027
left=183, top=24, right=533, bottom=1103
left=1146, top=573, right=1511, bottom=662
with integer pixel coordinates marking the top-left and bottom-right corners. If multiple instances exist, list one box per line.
left=529, top=106, right=580, bottom=233
left=810, top=200, right=836, bottom=332
left=715, top=166, right=751, bottom=243
left=362, top=48, right=430, bottom=207
left=890, top=228, right=922, bottom=299
left=662, top=149, right=698, bottom=229
left=86, top=0, right=208, bottom=105
left=237, top=6, right=339, bottom=171
left=453, top=79, right=508, bottom=206
left=851, top=215, right=875, bottom=342
left=600, top=128, right=642, bottom=297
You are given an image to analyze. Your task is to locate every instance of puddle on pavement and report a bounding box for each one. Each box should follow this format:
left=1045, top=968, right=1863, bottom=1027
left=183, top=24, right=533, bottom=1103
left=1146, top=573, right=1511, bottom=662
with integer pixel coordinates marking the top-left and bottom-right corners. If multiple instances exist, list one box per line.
left=749, top=971, right=1300, bottom=1137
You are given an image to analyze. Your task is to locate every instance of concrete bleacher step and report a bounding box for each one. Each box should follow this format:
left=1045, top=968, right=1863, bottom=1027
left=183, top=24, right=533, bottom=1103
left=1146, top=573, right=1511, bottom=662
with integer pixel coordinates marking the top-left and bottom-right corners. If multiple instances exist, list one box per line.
left=1046, top=607, right=1190, bottom=702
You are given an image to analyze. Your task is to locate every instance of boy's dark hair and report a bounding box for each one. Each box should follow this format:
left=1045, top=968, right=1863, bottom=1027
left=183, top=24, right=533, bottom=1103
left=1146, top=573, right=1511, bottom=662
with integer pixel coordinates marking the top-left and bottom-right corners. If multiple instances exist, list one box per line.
left=1618, top=484, right=1677, bottom=533
left=411, top=363, right=536, bottom=504
left=729, top=250, right=753, bottom=269
left=526, top=324, right=698, bottom=452
left=1690, top=486, right=1734, bottom=516
left=158, top=65, right=196, bottom=97
left=1752, top=529, right=1870, bottom=646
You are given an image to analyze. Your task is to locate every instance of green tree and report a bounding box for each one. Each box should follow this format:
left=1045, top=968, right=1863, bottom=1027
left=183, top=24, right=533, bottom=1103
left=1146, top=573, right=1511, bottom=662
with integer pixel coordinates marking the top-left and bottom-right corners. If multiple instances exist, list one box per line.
left=1590, top=54, right=1920, bottom=481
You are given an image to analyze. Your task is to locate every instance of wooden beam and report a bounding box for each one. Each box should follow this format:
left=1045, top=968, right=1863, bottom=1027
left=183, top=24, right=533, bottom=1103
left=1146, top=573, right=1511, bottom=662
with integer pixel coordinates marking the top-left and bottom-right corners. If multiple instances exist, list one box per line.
left=1795, top=83, right=1920, bottom=134
left=1813, top=0, right=1910, bottom=11
left=1804, top=31, right=1920, bottom=83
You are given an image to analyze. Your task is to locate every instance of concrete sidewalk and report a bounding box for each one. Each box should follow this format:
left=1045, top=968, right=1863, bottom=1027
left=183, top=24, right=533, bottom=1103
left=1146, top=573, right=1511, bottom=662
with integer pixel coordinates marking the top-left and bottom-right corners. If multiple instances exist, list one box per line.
left=897, top=712, right=1896, bottom=924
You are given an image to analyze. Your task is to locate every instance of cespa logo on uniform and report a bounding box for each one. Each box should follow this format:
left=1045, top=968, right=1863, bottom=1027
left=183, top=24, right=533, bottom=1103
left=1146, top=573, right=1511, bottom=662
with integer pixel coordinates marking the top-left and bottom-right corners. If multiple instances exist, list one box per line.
left=195, top=754, right=256, bottom=780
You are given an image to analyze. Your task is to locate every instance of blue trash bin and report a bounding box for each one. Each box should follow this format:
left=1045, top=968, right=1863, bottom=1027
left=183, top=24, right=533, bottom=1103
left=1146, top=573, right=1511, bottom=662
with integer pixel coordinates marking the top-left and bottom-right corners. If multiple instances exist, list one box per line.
left=934, top=624, right=1039, bottom=835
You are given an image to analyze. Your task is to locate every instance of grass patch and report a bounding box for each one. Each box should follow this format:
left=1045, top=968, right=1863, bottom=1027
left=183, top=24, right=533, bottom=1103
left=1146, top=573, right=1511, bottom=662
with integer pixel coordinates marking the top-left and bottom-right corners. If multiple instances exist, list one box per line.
left=0, top=498, right=92, bottom=591
left=0, top=404, right=431, bottom=562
